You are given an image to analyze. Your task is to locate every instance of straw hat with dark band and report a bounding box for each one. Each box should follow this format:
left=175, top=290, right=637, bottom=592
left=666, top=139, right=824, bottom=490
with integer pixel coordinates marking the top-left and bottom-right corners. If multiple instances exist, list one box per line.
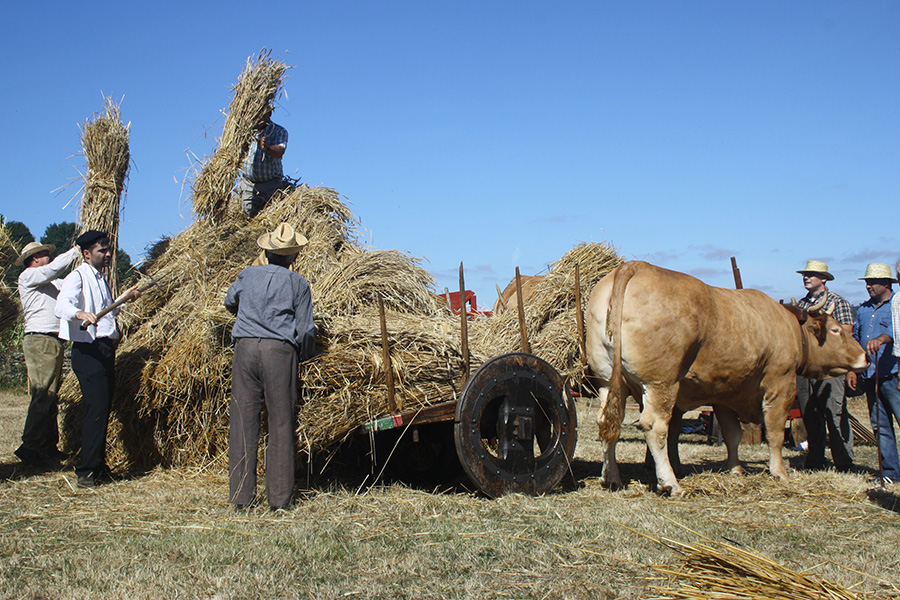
left=257, top=223, right=308, bottom=255
left=15, top=242, right=56, bottom=266
left=859, top=263, right=897, bottom=283
left=797, top=259, right=833, bottom=281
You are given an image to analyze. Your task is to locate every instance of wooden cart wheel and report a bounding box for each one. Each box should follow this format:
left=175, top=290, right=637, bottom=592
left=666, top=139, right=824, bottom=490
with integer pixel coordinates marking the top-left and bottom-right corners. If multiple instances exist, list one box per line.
left=454, top=353, right=577, bottom=497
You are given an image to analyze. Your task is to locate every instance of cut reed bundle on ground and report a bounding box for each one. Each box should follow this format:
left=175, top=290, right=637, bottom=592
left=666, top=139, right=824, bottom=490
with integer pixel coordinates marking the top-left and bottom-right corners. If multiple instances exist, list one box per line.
left=78, top=95, right=130, bottom=294
left=645, top=534, right=865, bottom=600
left=190, top=50, right=289, bottom=221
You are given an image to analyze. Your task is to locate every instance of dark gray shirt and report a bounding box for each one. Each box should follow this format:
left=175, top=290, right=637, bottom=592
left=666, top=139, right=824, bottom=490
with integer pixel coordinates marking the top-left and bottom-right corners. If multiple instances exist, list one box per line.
left=225, top=264, right=315, bottom=359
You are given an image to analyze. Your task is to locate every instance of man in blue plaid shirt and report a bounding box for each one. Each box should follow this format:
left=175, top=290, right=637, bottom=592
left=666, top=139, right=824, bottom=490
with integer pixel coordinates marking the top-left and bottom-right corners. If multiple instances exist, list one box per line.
left=236, top=107, right=290, bottom=218
left=795, top=259, right=856, bottom=472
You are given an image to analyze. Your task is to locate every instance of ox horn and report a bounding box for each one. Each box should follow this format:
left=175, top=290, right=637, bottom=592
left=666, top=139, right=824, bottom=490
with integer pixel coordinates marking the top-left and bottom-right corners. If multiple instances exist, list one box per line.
left=824, top=304, right=835, bottom=315
left=806, top=291, right=828, bottom=316
left=790, top=297, right=798, bottom=306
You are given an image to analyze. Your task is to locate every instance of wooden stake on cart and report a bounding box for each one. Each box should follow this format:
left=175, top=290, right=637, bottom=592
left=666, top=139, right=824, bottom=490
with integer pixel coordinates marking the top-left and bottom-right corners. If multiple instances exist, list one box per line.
left=574, top=263, right=587, bottom=368
left=731, top=256, right=743, bottom=290
left=515, top=266, right=531, bottom=353
left=378, top=294, right=399, bottom=413
left=459, top=262, right=470, bottom=382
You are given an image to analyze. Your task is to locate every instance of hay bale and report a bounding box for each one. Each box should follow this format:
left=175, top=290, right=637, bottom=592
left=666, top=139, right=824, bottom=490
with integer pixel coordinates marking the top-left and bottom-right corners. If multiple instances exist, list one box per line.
left=78, top=95, right=130, bottom=295
left=0, top=222, right=20, bottom=335
left=190, top=49, right=289, bottom=221
left=485, top=242, right=622, bottom=381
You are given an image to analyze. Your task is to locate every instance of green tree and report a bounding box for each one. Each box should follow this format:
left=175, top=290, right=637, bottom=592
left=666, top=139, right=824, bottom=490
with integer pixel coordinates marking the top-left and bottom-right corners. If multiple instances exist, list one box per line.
left=117, top=249, right=137, bottom=288
left=1, top=221, right=34, bottom=287
left=41, top=222, right=78, bottom=253
left=5, top=221, right=34, bottom=248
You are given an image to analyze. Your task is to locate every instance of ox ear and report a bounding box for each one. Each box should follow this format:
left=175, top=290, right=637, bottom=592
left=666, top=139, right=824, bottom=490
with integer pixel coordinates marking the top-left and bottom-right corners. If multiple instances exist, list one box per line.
left=782, top=303, right=807, bottom=324
left=808, top=315, right=828, bottom=345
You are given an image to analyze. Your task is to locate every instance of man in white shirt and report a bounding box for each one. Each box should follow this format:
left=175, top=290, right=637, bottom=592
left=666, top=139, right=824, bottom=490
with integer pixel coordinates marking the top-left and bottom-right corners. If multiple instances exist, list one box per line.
left=15, top=240, right=79, bottom=465
left=55, top=230, right=139, bottom=488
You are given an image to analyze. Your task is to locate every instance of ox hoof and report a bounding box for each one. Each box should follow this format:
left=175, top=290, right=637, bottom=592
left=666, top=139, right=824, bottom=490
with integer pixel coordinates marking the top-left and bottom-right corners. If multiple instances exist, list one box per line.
left=657, top=483, right=685, bottom=498
left=600, top=478, right=623, bottom=492
left=730, top=465, right=745, bottom=476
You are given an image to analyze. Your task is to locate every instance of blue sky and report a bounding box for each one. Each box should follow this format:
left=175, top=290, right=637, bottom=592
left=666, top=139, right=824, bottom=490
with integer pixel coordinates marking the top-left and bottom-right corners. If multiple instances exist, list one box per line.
left=2, top=2, right=897, bottom=306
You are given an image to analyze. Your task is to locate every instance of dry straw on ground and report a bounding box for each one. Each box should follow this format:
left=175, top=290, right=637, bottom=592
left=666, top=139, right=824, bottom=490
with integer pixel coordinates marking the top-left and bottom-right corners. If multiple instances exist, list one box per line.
left=644, top=534, right=864, bottom=600
left=78, top=95, right=130, bottom=294
left=190, top=49, right=289, bottom=221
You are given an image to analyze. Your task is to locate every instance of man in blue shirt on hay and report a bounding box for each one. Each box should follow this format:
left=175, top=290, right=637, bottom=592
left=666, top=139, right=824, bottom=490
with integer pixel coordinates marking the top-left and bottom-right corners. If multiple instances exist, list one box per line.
left=236, top=107, right=290, bottom=218
left=225, top=223, right=316, bottom=510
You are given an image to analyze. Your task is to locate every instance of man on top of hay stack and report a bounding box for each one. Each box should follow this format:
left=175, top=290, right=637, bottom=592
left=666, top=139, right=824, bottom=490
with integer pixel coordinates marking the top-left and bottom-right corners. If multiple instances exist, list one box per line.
left=225, top=222, right=315, bottom=510
left=14, top=239, right=80, bottom=466
left=236, top=106, right=289, bottom=218
left=848, top=263, right=899, bottom=485
left=794, top=260, right=856, bottom=473
left=55, top=230, right=141, bottom=489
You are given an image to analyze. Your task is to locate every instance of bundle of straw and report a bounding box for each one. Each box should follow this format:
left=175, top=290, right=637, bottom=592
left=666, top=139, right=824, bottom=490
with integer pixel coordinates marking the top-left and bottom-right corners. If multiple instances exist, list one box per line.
left=646, top=535, right=863, bottom=600
left=78, top=95, right=130, bottom=295
left=0, top=222, right=20, bottom=335
left=485, top=242, right=622, bottom=382
left=190, top=49, right=289, bottom=220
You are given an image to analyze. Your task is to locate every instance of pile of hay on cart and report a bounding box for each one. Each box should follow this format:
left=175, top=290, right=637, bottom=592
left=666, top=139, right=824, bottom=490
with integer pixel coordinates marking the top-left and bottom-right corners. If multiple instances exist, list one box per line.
left=57, top=49, right=623, bottom=473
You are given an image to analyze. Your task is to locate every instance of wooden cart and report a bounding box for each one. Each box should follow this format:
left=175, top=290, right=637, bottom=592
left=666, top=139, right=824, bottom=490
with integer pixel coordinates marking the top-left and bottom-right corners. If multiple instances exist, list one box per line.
left=357, top=266, right=583, bottom=497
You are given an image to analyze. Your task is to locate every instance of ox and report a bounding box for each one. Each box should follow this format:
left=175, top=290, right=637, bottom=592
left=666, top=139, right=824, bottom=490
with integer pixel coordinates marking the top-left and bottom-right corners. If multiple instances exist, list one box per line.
left=586, top=261, right=867, bottom=496
left=493, top=275, right=545, bottom=316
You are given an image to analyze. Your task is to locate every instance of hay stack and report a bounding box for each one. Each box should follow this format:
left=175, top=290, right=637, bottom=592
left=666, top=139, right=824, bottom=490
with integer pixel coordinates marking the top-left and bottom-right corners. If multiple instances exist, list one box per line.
left=78, top=95, right=130, bottom=295
left=190, top=50, right=289, bottom=221
left=483, top=242, right=622, bottom=382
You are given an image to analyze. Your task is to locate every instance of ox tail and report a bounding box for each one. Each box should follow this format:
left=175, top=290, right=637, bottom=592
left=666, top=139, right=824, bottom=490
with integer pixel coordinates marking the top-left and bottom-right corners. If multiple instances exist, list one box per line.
left=597, top=262, right=638, bottom=445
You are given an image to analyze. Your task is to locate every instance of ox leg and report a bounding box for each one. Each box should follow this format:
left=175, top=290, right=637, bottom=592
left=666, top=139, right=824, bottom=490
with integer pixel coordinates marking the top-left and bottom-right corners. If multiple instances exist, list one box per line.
left=712, top=405, right=745, bottom=475
left=763, top=406, right=790, bottom=480
left=638, top=386, right=683, bottom=497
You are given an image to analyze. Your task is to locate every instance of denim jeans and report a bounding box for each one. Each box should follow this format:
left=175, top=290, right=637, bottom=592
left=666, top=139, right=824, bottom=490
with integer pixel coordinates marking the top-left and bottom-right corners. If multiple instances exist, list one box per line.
left=862, top=374, right=900, bottom=480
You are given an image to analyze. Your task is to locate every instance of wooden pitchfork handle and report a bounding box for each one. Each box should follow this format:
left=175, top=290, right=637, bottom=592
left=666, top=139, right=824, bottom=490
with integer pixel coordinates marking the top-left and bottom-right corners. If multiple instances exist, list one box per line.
left=80, top=278, right=158, bottom=330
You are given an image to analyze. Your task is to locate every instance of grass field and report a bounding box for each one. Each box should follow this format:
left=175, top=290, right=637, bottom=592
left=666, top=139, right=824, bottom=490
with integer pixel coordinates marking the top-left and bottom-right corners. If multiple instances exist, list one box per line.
left=1, top=390, right=898, bottom=599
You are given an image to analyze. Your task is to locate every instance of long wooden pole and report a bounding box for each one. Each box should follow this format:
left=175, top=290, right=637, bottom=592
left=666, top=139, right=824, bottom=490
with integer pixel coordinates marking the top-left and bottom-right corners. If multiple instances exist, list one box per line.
left=731, top=256, right=743, bottom=290
left=575, top=263, right=586, bottom=367
left=378, top=295, right=398, bottom=413
left=515, top=266, right=531, bottom=353
left=459, top=262, right=470, bottom=382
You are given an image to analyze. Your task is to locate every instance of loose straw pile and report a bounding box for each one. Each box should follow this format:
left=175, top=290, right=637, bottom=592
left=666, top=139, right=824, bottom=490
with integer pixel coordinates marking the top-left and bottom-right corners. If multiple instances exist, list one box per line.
left=645, top=535, right=864, bottom=600
left=78, top=95, right=130, bottom=294
left=190, top=49, right=289, bottom=221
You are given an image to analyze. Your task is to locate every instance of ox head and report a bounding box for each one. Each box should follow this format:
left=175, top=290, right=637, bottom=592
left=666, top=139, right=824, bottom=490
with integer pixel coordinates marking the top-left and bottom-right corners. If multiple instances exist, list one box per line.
left=785, top=293, right=867, bottom=378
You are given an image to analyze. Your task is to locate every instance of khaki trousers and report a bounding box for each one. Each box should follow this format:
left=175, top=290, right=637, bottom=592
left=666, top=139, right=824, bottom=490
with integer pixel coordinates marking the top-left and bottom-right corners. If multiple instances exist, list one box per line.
left=20, top=333, right=65, bottom=454
left=229, top=338, right=298, bottom=508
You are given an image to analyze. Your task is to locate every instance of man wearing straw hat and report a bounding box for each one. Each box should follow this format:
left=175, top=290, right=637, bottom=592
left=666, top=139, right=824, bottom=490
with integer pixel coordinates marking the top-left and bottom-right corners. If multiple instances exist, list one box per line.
left=14, top=240, right=79, bottom=466
left=847, top=263, right=899, bottom=484
left=795, top=259, right=856, bottom=472
left=225, top=222, right=315, bottom=510
left=236, top=107, right=289, bottom=218
left=55, top=230, right=141, bottom=488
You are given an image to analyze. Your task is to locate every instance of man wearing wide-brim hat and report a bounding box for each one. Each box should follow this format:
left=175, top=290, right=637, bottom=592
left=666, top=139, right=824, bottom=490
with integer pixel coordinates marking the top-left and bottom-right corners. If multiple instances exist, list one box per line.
left=14, top=239, right=80, bottom=466
left=224, top=223, right=316, bottom=510
left=795, top=259, right=856, bottom=472
left=848, top=263, right=900, bottom=484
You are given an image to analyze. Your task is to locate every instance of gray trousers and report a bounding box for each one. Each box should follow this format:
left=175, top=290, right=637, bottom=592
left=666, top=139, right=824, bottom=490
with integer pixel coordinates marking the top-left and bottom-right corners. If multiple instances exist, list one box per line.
left=20, top=333, right=65, bottom=455
left=796, top=375, right=854, bottom=469
left=229, top=337, right=298, bottom=508
left=236, top=176, right=289, bottom=218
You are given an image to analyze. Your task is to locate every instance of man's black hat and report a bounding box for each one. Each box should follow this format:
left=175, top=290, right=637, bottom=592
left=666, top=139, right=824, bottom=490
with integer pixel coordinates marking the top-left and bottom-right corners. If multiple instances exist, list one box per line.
left=76, top=230, right=108, bottom=250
